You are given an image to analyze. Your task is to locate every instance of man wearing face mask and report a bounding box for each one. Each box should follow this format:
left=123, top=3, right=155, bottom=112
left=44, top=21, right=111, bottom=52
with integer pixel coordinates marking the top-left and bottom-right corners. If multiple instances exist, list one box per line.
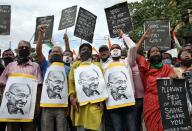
left=2, top=49, right=15, bottom=67
left=0, top=49, right=15, bottom=131
left=98, top=45, right=112, bottom=69
left=162, top=52, right=173, bottom=66
left=63, top=50, right=73, bottom=67
left=36, top=25, right=69, bottom=131
left=0, top=40, right=42, bottom=131
left=68, top=43, right=104, bottom=131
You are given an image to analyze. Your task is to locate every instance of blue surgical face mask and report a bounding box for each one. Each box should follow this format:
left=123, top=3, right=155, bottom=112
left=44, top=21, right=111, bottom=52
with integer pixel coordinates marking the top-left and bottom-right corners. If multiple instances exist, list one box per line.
left=162, top=59, right=172, bottom=65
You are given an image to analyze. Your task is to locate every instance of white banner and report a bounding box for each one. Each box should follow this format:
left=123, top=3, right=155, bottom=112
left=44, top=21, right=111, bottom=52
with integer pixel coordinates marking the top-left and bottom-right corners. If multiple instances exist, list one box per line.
left=40, top=62, right=68, bottom=107
left=0, top=73, right=38, bottom=122
left=74, top=64, right=108, bottom=106
left=104, top=62, right=135, bottom=109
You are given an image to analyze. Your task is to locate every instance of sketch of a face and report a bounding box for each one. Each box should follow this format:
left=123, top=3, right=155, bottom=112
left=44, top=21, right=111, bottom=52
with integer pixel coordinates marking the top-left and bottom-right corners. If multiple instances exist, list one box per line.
left=46, top=71, right=65, bottom=99
left=78, top=69, right=100, bottom=97
left=5, top=83, right=31, bottom=115
left=108, top=71, right=128, bottom=101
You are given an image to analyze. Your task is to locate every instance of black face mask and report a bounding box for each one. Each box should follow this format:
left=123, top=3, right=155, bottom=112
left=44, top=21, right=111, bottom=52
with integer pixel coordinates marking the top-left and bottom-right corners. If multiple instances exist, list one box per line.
left=101, top=55, right=109, bottom=62
left=18, top=48, right=30, bottom=58
left=181, top=59, right=192, bottom=67
left=80, top=50, right=92, bottom=61
left=3, top=57, right=14, bottom=66
left=50, top=54, right=63, bottom=63
left=112, top=56, right=120, bottom=61
left=149, top=55, right=162, bottom=64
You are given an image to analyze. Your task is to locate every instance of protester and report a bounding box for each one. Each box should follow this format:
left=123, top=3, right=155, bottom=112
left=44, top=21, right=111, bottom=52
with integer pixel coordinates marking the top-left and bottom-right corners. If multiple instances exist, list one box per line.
left=36, top=25, right=69, bottom=131
left=136, top=30, right=176, bottom=131
left=118, top=29, right=144, bottom=131
left=162, top=52, right=173, bottom=66
left=0, top=40, right=42, bottom=131
left=104, top=43, right=136, bottom=131
left=69, top=43, right=104, bottom=131
left=98, top=45, right=112, bottom=69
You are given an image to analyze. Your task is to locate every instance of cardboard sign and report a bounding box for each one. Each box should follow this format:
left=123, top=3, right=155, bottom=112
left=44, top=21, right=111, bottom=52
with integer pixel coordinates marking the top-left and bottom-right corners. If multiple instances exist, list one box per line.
left=144, top=20, right=171, bottom=51
left=58, top=5, right=77, bottom=30
left=34, top=15, right=54, bottom=44
left=157, top=78, right=191, bottom=131
left=183, top=72, right=192, bottom=105
left=0, top=5, right=11, bottom=35
left=74, top=7, right=97, bottom=43
left=105, top=2, right=132, bottom=38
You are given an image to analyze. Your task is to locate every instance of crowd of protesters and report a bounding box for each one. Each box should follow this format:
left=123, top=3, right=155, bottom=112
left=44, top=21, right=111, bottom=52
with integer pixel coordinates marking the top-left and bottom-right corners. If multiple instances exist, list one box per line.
left=0, top=25, right=191, bottom=131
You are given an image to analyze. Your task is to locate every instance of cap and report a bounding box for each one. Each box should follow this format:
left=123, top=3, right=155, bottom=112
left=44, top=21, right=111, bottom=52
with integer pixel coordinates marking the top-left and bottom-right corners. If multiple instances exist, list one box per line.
left=99, top=45, right=109, bottom=52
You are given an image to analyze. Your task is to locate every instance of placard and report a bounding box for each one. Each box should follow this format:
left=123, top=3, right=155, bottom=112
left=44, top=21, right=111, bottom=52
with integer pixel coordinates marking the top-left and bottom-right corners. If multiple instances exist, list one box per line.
left=34, top=15, right=54, bottom=44
left=104, top=62, right=135, bottom=109
left=157, top=78, right=191, bottom=131
left=74, top=7, right=97, bottom=43
left=58, top=5, right=77, bottom=30
left=0, top=74, right=37, bottom=122
left=144, top=20, right=171, bottom=51
left=105, top=2, right=132, bottom=38
left=40, top=62, right=68, bottom=107
left=0, top=5, right=11, bottom=35
left=183, top=72, right=192, bottom=105
left=74, top=64, right=108, bottom=106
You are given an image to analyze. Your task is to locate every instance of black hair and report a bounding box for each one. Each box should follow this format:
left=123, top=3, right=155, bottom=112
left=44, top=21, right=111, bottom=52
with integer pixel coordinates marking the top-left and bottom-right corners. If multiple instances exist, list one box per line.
left=147, top=46, right=161, bottom=59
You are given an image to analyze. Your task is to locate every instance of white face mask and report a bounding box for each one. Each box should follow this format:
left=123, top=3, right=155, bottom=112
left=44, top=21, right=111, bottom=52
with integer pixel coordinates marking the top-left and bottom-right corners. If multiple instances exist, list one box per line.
left=111, top=49, right=121, bottom=58
left=63, top=56, right=73, bottom=63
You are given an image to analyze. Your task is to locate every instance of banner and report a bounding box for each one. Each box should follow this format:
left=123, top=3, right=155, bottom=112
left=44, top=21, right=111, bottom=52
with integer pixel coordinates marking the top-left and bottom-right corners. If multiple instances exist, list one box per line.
left=74, top=7, right=97, bottom=43
left=0, top=74, right=37, bottom=122
left=40, top=62, right=68, bottom=107
left=34, top=15, right=54, bottom=44
left=74, top=64, right=108, bottom=106
left=144, top=20, right=171, bottom=51
left=104, top=62, right=135, bottom=109
left=157, top=78, right=191, bottom=131
left=58, top=5, right=77, bottom=30
left=105, top=2, right=132, bottom=38
left=0, top=5, right=11, bottom=35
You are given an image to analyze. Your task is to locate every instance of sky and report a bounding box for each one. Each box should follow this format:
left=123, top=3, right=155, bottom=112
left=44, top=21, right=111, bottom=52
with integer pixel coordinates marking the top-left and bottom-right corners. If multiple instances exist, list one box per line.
left=0, top=0, right=141, bottom=56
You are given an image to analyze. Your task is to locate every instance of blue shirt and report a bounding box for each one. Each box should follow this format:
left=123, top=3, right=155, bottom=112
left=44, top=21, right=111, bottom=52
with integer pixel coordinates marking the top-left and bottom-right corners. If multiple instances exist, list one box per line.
left=40, top=59, right=70, bottom=79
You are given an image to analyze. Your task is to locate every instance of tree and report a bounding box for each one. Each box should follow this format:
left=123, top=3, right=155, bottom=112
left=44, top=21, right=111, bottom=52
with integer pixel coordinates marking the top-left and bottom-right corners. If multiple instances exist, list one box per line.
left=128, top=0, right=192, bottom=43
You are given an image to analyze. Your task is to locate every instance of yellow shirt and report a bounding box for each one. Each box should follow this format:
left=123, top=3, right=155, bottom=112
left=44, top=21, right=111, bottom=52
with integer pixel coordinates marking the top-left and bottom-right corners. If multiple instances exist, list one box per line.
left=68, top=61, right=103, bottom=130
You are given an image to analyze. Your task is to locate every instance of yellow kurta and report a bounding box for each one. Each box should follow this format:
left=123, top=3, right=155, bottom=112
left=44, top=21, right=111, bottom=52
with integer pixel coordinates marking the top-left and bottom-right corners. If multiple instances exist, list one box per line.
left=68, top=61, right=103, bottom=130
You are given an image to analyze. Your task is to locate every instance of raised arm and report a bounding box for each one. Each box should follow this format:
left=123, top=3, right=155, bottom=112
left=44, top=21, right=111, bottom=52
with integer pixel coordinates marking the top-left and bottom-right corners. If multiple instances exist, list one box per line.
left=63, top=33, right=71, bottom=51
left=118, top=29, right=137, bottom=67
left=36, top=25, right=46, bottom=63
left=136, top=29, right=151, bottom=50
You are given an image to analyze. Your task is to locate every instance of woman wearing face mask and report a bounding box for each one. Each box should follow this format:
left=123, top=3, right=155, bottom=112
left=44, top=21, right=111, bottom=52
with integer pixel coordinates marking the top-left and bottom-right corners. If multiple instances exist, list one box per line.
left=136, top=32, right=176, bottom=131
left=174, top=50, right=192, bottom=125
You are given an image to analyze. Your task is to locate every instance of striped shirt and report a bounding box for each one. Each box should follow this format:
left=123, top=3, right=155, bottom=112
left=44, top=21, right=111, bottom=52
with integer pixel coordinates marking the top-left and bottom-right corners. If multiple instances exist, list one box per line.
left=0, top=60, right=42, bottom=85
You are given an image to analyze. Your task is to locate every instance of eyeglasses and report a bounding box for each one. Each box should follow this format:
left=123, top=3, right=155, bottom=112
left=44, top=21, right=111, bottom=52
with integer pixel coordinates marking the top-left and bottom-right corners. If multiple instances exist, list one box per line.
left=48, top=79, right=64, bottom=85
left=9, top=91, right=30, bottom=99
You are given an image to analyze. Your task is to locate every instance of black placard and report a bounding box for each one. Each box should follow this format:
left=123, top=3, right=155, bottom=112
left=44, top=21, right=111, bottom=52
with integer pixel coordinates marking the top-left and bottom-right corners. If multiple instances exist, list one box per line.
left=0, top=5, right=11, bottom=35
left=183, top=72, right=192, bottom=105
left=74, top=7, right=97, bottom=43
left=105, top=2, right=132, bottom=38
left=144, top=20, right=171, bottom=51
left=157, top=78, right=191, bottom=131
left=34, top=16, right=54, bottom=44
left=58, top=5, right=77, bottom=30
